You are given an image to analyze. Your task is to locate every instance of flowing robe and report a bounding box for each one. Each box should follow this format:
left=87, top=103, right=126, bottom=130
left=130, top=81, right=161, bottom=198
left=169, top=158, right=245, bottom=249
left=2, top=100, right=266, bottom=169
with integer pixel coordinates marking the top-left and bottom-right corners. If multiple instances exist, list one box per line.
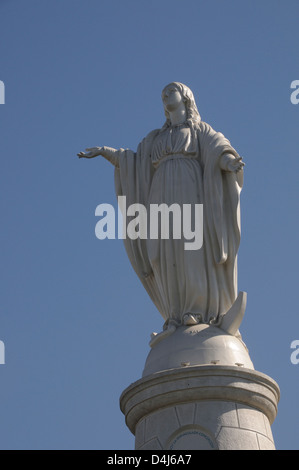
left=114, top=121, right=243, bottom=325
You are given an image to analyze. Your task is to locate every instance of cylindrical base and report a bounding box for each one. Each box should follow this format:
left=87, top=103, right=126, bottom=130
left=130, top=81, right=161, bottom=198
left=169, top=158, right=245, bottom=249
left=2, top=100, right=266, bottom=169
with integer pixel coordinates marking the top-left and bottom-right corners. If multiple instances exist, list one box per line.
left=120, top=365, right=280, bottom=450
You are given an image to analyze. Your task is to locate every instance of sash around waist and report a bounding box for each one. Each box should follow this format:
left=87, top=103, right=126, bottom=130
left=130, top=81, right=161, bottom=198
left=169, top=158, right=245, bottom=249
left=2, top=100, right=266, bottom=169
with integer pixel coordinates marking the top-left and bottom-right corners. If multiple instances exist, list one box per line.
left=152, top=153, right=198, bottom=168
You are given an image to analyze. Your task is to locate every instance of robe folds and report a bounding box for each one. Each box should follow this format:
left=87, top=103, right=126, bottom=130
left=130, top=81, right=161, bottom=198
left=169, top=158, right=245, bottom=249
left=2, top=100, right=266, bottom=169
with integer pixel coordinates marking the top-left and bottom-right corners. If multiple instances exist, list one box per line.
left=114, top=121, right=243, bottom=325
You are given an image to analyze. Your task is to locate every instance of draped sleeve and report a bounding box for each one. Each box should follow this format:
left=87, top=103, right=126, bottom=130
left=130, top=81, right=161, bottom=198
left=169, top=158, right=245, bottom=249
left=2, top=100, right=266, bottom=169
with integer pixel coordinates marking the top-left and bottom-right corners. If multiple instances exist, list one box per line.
left=198, top=121, right=243, bottom=266
left=113, top=129, right=168, bottom=315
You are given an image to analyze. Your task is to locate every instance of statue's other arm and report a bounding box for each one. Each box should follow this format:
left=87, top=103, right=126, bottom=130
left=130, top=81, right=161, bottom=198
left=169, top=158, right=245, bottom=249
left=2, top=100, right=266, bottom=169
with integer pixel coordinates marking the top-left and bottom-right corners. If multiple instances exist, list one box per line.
left=77, top=146, right=120, bottom=167
left=198, top=122, right=244, bottom=174
left=219, top=153, right=244, bottom=172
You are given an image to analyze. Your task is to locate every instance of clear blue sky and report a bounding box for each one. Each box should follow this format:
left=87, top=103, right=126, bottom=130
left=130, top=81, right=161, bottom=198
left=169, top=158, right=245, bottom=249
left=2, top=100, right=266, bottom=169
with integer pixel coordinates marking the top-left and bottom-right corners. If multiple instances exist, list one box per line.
left=0, top=0, right=298, bottom=450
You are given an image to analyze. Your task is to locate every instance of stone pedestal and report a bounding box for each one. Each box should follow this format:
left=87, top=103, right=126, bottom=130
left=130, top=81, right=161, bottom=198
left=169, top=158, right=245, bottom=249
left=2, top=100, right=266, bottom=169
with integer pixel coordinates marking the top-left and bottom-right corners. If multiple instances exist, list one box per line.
left=120, top=325, right=280, bottom=450
left=120, top=365, right=279, bottom=450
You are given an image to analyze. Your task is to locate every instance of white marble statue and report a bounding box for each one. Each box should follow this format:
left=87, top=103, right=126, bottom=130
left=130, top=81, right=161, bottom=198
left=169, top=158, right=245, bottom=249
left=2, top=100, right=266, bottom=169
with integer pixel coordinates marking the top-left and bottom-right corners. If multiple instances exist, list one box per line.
left=78, top=82, right=245, bottom=336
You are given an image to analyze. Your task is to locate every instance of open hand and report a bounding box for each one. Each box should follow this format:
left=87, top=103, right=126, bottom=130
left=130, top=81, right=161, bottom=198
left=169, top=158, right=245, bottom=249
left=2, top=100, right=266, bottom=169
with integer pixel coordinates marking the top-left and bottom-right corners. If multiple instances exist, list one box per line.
left=77, top=147, right=101, bottom=159
left=227, top=156, right=245, bottom=172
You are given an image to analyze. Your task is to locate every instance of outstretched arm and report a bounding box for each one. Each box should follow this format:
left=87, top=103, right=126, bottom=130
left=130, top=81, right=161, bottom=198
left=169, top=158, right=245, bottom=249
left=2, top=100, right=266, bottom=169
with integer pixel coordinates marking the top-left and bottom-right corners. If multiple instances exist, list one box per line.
left=77, top=146, right=120, bottom=167
left=219, top=153, right=245, bottom=172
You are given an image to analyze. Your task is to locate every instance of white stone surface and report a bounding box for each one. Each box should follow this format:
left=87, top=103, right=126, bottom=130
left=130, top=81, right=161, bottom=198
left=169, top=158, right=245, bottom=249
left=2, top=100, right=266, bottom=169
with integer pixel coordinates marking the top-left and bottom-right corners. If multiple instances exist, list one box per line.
left=143, top=324, right=254, bottom=377
left=136, top=402, right=276, bottom=450
left=120, top=365, right=280, bottom=450
left=78, top=82, right=245, bottom=329
left=78, top=82, right=280, bottom=450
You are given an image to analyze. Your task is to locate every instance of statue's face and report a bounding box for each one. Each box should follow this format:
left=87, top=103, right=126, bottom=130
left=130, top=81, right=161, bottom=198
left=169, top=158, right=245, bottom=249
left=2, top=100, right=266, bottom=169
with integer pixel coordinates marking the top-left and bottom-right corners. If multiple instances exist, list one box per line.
left=162, top=85, right=184, bottom=113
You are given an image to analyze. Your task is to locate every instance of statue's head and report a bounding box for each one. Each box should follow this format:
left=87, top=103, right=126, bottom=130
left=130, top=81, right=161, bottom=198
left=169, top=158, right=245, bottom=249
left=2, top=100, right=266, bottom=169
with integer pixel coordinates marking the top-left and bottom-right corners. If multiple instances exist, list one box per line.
left=161, top=82, right=201, bottom=128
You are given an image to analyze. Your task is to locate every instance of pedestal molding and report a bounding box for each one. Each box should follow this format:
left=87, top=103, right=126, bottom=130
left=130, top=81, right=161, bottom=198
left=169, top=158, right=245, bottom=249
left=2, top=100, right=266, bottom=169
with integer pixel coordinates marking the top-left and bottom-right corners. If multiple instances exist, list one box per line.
left=120, top=365, right=280, bottom=434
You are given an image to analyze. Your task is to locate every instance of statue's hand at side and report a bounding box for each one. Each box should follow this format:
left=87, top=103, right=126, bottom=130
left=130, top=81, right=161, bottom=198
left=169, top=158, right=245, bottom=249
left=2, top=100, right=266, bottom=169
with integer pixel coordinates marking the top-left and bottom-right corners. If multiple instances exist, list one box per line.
left=220, top=154, right=245, bottom=173
left=226, top=157, right=245, bottom=172
left=77, top=147, right=102, bottom=159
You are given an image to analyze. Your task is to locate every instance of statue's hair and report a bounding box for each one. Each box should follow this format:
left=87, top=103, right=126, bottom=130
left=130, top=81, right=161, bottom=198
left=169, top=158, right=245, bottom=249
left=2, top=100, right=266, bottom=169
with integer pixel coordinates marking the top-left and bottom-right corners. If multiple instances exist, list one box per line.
left=160, top=82, right=201, bottom=131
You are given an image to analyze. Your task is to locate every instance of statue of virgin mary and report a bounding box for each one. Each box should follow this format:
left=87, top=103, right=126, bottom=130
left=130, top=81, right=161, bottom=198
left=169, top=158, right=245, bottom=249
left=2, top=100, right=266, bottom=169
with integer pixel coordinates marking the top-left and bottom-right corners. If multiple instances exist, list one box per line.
left=78, top=82, right=245, bottom=335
